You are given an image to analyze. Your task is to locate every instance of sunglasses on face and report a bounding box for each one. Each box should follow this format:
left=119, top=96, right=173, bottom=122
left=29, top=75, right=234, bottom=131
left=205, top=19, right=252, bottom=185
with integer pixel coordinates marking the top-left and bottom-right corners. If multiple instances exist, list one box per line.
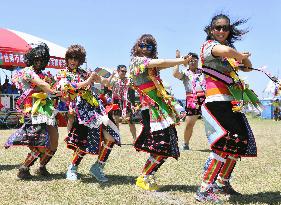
left=120, top=70, right=127, bottom=73
left=189, top=59, right=198, bottom=63
left=139, top=43, right=154, bottom=51
left=213, top=25, right=230, bottom=32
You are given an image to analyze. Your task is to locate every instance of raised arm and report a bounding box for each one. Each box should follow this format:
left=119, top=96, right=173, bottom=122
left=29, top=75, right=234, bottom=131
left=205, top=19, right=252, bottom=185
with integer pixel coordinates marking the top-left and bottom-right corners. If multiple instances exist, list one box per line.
left=173, top=49, right=185, bottom=80
left=88, top=72, right=108, bottom=86
left=104, top=70, right=117, bottom=87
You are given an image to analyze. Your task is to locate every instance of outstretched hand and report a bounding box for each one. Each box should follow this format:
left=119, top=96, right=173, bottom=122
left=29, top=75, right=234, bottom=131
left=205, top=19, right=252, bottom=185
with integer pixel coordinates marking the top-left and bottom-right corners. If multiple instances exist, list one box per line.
left=237, top=52, right=251, bottom=63
left=112, top=70, right=118, bottom=76
left=89, top=72, right=101, bottom=83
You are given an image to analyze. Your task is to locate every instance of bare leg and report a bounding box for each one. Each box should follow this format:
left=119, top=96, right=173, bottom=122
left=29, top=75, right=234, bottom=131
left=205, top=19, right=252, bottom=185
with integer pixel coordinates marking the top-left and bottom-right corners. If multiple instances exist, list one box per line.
left=103, top=129, right=115, bottom=142
left=183, top=115, right=198, bottom=145
left=47, top=125, right=59, bottom=151
left=67, top=114, right=74, bottom=132
left=113, top=115, right=120, bottom=129
left=128, top=121, right=136, bottom=140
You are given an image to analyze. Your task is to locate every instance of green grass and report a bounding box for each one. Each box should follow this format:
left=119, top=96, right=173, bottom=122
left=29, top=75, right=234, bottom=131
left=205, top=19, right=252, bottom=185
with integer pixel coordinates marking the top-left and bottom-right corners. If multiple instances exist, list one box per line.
left=0, top=119, right=280, bottom=205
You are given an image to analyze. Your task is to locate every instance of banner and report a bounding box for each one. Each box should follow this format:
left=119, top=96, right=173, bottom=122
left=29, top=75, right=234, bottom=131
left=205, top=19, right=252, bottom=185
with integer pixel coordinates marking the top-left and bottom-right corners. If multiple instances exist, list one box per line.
left=0, top=51, right=66, bottom=69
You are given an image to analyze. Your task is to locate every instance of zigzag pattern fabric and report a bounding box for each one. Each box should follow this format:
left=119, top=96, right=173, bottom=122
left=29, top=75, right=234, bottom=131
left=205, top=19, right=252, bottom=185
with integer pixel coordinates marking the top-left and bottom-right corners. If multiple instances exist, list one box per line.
left=71, top=148, right=86, bottom=166
left=142, top=154, right=167, bottom=176
left=216, top=155, right=238, bottom=187
left=202, top=151, right=239, bottom=191
left=23, top=147, right=41, bottom=168
left=39, top=149, right=56, bottom=167
left=97, top=141, right=115, bottom=164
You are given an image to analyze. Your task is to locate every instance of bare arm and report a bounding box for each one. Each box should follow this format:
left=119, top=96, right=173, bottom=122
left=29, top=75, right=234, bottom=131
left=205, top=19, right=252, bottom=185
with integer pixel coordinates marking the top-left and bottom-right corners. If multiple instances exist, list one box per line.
left=30, top=76, right=54, bottom=94
left=147, top=56, right=190, bottom=69
left=173, top=50, right=184, bottom=79
left=212, top=45, right=252, bottom=72
left=212, top=45, right=250, bottom=63
left=104, top=70, right=117, bottom=87
left=75, top=72, right=97, bottom=89
left=87, top=72, right=108, bottom=86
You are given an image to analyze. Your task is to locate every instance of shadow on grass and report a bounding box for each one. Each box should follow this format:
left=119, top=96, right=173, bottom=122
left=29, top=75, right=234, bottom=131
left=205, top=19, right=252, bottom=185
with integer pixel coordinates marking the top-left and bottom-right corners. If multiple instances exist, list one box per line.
left=193, top=149, right=211, bottom=153
left=81, top=174, right=198, bottom=193
left=0, top=164, right=21, bottom=171
left=26, top=172, right=86, bottom=181
left=159, top=184, right=198, bottom=193
left=229, top=191, right=281, bottom=204
left=81, top=174, right=136, bottom=186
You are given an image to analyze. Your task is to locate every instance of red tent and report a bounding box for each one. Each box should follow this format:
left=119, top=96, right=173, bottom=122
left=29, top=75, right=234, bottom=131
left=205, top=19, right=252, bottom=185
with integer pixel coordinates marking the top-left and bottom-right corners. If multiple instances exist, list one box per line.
left=0, top=28, right=66, bottom=70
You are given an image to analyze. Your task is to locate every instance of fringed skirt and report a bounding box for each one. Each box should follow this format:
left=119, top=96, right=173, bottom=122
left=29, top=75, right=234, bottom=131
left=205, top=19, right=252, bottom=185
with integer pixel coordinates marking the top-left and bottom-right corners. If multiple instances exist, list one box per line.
left=65, top=97, right=120, bottom=155
left=5, top=120, right=50, bottom=148
left=202, top=101, right=257, bottom=157
left=134, top=109, right=180, bottom=159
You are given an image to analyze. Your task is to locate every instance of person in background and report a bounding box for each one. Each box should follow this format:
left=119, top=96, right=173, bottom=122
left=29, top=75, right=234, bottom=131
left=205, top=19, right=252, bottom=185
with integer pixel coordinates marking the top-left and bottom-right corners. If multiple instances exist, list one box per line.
left=173, top=51, right=205, bottom=150
left=272, top=99, right=280, bottom=121
left=2, top=78, right=12, bottom=94
left=107, top=65, right=137, bottom=140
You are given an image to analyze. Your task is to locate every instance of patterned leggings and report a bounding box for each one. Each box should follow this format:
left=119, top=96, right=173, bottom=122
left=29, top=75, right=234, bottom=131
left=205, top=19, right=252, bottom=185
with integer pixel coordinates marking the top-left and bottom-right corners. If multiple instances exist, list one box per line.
left=201, top=150, right=239, bottom=190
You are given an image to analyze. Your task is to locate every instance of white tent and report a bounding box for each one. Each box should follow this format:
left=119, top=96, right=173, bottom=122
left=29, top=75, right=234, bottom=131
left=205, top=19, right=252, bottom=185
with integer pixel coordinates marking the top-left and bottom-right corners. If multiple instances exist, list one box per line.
left=262, top=80, right=277, bottom=99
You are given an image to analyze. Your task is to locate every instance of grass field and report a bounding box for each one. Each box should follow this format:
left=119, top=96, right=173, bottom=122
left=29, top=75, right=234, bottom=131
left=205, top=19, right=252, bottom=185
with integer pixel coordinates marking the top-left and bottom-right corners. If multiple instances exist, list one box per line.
left=0, top=118, right=280, bottom=205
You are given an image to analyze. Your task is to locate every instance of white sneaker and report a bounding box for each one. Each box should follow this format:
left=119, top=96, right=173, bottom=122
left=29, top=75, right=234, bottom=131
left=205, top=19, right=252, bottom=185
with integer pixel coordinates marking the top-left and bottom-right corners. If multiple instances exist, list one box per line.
left=89, top=162, right=108, bottom=182
left=66, top=165, right=78, bottom=181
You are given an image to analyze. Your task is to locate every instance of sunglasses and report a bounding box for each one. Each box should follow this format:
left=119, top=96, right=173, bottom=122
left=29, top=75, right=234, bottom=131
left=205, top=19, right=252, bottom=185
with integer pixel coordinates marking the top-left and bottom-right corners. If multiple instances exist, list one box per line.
left=120, top=70, right=127, bottom=73
left=213, top=25, right=230, bottom=32
left=139, top=43, right=154, bottom=51
left=189, top=59, right=198, bottom=63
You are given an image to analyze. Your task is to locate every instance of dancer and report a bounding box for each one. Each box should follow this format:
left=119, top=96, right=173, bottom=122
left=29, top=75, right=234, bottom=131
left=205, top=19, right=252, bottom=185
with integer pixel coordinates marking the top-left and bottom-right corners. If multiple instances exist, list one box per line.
left=107, top=65, right=137, bottom=140
left=130, top=34, right=190, bottom=191
left=5, top=43, right=59, bottom=179
left=58, top=45, right=120, bottom=182
left=173, top=50, right=205, bottom=150
left=195, top=14, right=257, bottom=203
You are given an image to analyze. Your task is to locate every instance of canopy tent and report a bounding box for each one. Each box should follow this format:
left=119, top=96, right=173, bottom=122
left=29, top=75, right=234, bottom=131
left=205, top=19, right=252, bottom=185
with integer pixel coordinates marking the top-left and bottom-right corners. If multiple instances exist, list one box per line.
left=262, top=80, right=278, bottom=99
left=0, top=28, right=66, bottom=70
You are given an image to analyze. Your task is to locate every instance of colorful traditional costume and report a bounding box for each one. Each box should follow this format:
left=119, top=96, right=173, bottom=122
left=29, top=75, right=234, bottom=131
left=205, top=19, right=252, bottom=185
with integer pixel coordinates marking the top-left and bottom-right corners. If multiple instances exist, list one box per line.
left=130, top=56, right=183, bottom=190
left=181, top=69, right=206, bottom=116
left=111, top=77, right=135, bottom=122
left=5, top=66, right=57, bottom=178
left=57, top=68, right=120, bottom=181
left=198, top=40, right=257, bottom=193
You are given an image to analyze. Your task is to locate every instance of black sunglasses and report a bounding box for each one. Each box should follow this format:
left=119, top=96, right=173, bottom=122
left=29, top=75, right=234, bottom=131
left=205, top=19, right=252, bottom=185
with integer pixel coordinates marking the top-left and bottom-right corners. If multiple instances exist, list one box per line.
left=139, top=43, right=154, bottom=51
left=213, top=25, right=230, bottom=32
left=120, top=70, right=127, bottom=73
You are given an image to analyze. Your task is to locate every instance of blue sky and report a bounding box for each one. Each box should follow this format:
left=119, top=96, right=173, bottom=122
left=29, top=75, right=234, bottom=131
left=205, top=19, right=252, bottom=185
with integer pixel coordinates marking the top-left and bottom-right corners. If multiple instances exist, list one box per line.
left=1, top=0, right=280, bottom=99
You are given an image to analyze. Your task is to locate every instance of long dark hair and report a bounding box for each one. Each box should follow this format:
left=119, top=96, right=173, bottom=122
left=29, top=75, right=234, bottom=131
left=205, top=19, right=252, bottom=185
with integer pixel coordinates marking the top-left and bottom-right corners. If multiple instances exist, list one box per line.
left=24, top=42, right=50, bottom=70
left=204, top=14, right=249, bottom=46
left=130, top=34, right=158, bottom=59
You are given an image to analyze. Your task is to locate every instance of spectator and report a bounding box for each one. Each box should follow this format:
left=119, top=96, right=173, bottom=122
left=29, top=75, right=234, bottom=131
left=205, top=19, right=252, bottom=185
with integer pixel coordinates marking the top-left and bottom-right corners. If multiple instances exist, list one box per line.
left=2, top=78, right=12, bottom=94
left=272, top=99, right=280, bottom=121
left=11, top=84, right=19, bottom=94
